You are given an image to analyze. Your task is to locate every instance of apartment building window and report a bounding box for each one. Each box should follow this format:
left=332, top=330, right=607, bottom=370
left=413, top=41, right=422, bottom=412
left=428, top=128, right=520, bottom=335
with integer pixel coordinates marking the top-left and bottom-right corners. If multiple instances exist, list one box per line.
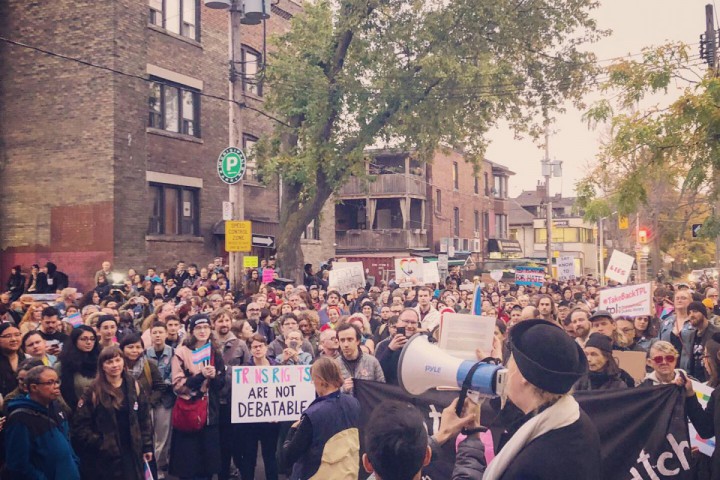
left=241, top=46, right=263, bottom=96
left=453, top=162, right=459, bottom=190
left=495, top=214, right=507, bottom=238
left=483, top=212, right=490, bottom=238
left=474, top=175, right=479, bottom=195
left=148, top=183, right=199, bottom=235
left=148, top=79, right=200, bottom=137
left=243, top=134, right=259, bottom=181
left=484, top=173, right=490, bottom=196
left=148, top=0, right=198, bottom=41
left=474, top=210, right=480, bottom=234
left=302, top=218, right=321, bottom=240
left=453, top=208, right=460, bottom=236
left=435, top=189, right=442, bottom=213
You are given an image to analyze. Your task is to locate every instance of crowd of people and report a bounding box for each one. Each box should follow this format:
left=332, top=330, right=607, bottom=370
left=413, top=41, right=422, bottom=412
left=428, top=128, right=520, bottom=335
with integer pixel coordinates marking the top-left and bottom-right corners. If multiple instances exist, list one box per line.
left=1, top=258, right=720, bottom=479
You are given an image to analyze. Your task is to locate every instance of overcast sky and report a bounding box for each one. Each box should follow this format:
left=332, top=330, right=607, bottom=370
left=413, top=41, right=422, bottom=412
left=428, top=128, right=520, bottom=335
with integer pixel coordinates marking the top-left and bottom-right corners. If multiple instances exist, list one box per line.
left=487, top=0, right=712, bottom=198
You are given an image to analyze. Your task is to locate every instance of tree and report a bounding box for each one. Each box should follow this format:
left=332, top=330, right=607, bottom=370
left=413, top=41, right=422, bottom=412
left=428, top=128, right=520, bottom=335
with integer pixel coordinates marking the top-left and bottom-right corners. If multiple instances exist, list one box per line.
left=579, top=42, right=719, bottom=273
left=256, top=0, right=606, bottom=281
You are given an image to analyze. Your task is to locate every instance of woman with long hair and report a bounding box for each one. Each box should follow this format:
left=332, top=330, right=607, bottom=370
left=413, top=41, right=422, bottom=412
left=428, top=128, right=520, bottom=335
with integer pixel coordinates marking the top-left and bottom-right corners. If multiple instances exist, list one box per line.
left=72, top=346, right=153, bottom=479
left=120, top=333, right=164, bottom=408
left=0, top=323, right=25, bottom=397
left=169, top=314, right=226, bottom=480
left=17, top=302, right=44, bottom=335
left=633, top=315, right=658, bottom=351
left=56, top=326, right=100, bottom=411
left=244, top=269, right=261, bottom=297
left=575, top=333, right=629, bottom=391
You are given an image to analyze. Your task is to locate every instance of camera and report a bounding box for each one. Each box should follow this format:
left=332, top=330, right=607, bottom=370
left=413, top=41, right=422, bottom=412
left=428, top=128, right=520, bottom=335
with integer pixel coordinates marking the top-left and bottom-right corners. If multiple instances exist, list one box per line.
left=289, top=340, right=298, bottom=349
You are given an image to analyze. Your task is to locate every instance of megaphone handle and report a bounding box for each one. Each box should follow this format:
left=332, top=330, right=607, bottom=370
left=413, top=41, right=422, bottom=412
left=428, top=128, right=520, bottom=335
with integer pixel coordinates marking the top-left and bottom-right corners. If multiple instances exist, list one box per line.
left=456, top=361, right=484, bottom=417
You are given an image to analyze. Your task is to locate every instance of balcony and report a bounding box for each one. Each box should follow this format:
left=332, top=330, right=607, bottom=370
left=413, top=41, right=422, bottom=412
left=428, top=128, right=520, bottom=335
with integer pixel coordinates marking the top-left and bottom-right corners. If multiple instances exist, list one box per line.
left=338, top=174, right=426, bottom=198
left=335, top=229, right=428, bottom=252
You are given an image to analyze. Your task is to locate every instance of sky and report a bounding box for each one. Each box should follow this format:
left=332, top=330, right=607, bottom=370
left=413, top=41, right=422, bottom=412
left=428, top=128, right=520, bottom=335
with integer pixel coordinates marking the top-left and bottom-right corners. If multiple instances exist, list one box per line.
left=486, top=0, right=713, bottom=198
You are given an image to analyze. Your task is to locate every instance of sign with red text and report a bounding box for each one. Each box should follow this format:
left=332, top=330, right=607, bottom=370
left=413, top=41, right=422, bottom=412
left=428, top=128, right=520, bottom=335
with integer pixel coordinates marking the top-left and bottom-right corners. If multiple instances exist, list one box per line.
left=514, top=266, right=545, bottom=287
left=231, top=365, right=315, bottom=423
left=598, top=283, right=653, bottom=317
left=605, top=250, right=635, bottom=284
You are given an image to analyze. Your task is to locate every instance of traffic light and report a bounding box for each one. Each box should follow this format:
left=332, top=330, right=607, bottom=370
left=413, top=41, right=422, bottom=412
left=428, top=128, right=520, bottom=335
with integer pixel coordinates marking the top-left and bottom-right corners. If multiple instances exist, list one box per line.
left=638, top=228, right=649, bottom=244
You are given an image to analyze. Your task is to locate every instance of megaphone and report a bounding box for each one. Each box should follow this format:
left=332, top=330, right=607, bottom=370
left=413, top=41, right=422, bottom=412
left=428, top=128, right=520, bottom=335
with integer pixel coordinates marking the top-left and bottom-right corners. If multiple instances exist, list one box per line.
left=398, top=334, right=506, bottom=397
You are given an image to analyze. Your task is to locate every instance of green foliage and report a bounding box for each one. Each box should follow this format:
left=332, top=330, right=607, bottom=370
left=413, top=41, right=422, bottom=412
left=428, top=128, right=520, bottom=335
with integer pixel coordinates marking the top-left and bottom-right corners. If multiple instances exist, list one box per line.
left=256, top=0, right=607, bottom=274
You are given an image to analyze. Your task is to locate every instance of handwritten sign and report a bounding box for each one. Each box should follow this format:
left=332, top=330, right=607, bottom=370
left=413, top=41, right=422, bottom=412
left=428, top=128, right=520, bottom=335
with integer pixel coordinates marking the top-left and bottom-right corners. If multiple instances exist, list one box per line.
left=261, top=268, right=274, bottom=284
left=231, top=365, right=315, bottom=423
left=423, top=262, right=440, bottom=285
left=557, top=255, right=575, bottom=282
left=395, top=257, right=424, bottom=284
left=329, top=262, right=366, bottom=294
left=598, top=283, right=652, bottom=317
left=514, top=266, right=545, bottom=287
left=605, top=250, right=635, bottom=284
left=243, top=256, right=259, bottom=268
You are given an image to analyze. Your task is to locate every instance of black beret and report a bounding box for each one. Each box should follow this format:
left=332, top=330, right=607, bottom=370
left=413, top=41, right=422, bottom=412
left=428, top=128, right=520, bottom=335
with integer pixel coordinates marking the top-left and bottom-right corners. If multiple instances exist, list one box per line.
left=509, top=319, right=588, bottom=394
left=585, top=332, right=612, bottom=353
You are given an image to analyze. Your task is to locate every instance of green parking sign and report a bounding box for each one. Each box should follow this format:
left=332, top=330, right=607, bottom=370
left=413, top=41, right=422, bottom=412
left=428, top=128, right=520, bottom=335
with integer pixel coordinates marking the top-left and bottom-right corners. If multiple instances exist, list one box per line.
left=217, top=147, right=247, bottom=185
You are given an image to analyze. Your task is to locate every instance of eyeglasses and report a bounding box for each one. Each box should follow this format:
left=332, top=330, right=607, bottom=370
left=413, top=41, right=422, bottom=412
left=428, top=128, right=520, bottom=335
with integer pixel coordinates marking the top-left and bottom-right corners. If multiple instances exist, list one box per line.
left=402, top=321, right=419, bottom=326
left=652, top=355, right=676, bottom=364
left=32, top=380, right=61, bottom=386
left=0, top=333, right=21, bottom=339
left=251, top=344, right=266, bottom=350
left=78, top=336, right=96, bottom=342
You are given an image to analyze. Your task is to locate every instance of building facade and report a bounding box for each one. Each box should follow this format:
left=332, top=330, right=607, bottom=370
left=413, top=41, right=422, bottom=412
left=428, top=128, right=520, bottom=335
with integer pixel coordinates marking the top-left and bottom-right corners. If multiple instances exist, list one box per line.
left=509, top=183, right=598, bottom=276
left=334, top=149, right=516, bottom=282
left=0, top=0, right=334, bottom=290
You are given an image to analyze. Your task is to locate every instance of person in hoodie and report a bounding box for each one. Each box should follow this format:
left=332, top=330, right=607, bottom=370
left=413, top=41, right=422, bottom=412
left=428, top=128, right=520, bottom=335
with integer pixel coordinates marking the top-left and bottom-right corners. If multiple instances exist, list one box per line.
left=574, top=333, right=629, bottom=391
left=4, top=365, right=80, bottom=480
left=42, top=262, right=69, bottom=294
left=267, top=314, right=315, bottom=362
left=6, top=265, right=25, bottom=302
left=641, top=340, right=686, bottom=386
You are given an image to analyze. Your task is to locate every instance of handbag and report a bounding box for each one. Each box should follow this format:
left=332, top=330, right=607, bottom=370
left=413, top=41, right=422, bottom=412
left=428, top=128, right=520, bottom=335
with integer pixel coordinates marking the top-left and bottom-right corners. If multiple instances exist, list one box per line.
left=171, top=354, right=211, bottom=432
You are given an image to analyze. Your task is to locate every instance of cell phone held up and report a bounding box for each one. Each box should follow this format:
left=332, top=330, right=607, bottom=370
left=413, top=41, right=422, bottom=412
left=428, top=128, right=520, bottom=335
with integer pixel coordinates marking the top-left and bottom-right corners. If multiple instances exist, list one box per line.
left=396, top=326, right=406, bottom=337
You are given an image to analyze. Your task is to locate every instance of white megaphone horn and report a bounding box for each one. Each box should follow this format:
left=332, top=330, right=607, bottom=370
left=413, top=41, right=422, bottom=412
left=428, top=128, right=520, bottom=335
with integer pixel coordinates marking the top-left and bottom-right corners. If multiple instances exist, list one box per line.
left=398, top=334, right=507, bottom=397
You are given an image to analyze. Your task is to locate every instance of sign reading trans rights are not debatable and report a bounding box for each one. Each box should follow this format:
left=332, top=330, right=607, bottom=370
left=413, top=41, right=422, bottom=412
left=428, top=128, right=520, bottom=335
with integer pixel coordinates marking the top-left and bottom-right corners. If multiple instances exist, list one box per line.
left=231, top=366, right=316, bottom=423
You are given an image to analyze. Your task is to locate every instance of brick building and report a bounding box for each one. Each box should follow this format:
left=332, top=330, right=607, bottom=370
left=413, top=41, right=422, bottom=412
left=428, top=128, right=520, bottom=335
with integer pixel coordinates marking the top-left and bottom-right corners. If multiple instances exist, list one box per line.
left=334, top=149, right=516, bottom=282
left=0, top=0, right=333, bottom=290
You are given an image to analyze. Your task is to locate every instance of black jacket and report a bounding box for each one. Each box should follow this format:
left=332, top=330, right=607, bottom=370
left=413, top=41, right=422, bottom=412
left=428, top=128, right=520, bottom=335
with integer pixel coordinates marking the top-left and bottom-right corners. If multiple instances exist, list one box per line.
left=574, top=371, right=630, bottom=391
left=453, top=409, right=602, bottom=480
left=686, top=387, right=720, bottom=480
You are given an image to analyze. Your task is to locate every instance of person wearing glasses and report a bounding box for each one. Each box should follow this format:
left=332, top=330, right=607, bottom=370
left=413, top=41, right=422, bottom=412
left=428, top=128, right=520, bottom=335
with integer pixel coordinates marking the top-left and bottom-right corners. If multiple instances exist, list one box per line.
left=0, top=323, right=26, bottom=397
left=641, top=341, right=685, bottom=386
left=5, top=365, right=80, bottom=479
left=375, top=308, right=420, bottom=385
left=55, top=326, right=100, bottom=412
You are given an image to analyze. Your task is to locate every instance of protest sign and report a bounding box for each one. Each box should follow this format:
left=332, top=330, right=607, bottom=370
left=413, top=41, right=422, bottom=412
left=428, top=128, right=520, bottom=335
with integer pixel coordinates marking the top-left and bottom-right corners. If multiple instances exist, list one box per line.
left=514, top=265, right=545, bottom=286
left=598, top=283, right=653, bottom=317
left=438, top=312, right=495, bottom=361
left=355, top=381, right=692, bottom=480
left=329, top=262, right=366, bottom=294
left=605, top=250, right=635, bottom=284
left=243, top=256, right=259, bottom=268
left=261, top=268, right=274, bottom=284
left=423, top=262, right=440, bottom=285
left=231, top=365, right=315, bottom=423
left=394, top=257, right=424, bottom=284
left=557, top=255, right=575, bottom=281
left=611, top=350, right=647, bottom=383
left=689, top=381, right=715, bottom=457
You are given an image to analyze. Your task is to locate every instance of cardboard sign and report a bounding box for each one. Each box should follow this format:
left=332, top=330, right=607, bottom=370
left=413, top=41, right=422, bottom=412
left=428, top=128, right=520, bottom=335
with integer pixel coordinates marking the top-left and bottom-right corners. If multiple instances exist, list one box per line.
left=329, top=262, right=366, bottom=294
left=261, top=268, right=274, bottom=284
left=438, top=313, right=495, bottom=361
left=395, top=257, right=424, bottom=284
left=605, top=250, right=635, bottom=284
left=423, top=262, right=440, bottom=285
left=514, top=266, right=545, bottom=287
left=243, top=256, right=259, bottom=268
left=231, top=366, right=315, bottom=423
left=689, top=381, right=715, bottom=456
left=611, top=350, right=647, bottom=384
left=490, top=270, right=503, bottom=282
left=598, top=283, right=653, bottom=317
left=557, top=255, right=575, bottom=282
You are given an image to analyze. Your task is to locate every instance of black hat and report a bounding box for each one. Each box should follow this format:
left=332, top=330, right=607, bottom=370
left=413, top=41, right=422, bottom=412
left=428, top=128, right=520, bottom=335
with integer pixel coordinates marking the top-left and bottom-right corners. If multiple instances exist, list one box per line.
left=508, top=319, right=588, bottom=394
left=188, top=314, right=211, bottom=332
left=585, top=332, right=612, bottom=353
left=687, top=301, right=708, bottom=318
left=96, top=315, right=117, bottom=330
left=589, top=310, right=614, bottom=322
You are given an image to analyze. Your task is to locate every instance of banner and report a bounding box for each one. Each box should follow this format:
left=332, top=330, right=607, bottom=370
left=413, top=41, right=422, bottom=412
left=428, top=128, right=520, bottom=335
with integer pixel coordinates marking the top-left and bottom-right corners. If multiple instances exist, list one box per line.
left=514, top=265, right=544, bottom=286
left=395, top=257, right=424, bottom=284
left=231, top=365, right=315, bottom=423
left=689, top=381, right=715, bottom=457
left=329, top=262, right=366, bottom=294
left=354, top=381, right=692, bottom=480
left=598, top=283, right=653, bottom=317
left=605, top=250, right=635, bottom=284
left=557, top=255, right=575, bottom=281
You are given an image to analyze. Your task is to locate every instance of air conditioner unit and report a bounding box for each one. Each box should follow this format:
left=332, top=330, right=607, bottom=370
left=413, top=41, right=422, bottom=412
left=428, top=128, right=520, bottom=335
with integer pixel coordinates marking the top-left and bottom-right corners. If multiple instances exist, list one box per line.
left=413, top=229, right=421, bottom=234
left=472, top=239, right=482, bottom=252
left=420, top=229, right=427, bottom=234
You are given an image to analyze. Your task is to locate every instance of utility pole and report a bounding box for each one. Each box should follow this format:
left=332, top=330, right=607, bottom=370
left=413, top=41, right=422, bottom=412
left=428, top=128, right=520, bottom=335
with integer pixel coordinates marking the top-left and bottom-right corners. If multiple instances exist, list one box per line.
left=541, top=130, right=562, bottom=277
left=228, top=3, right=245, bottom=291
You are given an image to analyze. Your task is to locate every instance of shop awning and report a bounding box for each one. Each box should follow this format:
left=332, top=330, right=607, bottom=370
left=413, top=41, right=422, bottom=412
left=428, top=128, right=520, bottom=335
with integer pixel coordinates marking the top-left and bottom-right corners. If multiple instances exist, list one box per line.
left=488, top=238, right=523, bottom=254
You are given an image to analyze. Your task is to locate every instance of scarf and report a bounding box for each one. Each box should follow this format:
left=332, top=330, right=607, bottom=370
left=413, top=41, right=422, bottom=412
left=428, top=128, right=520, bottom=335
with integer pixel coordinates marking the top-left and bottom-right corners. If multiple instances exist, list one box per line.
left=483, top=395, right=579, bottom=480
left=127, top=356, right=146, bottom=380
